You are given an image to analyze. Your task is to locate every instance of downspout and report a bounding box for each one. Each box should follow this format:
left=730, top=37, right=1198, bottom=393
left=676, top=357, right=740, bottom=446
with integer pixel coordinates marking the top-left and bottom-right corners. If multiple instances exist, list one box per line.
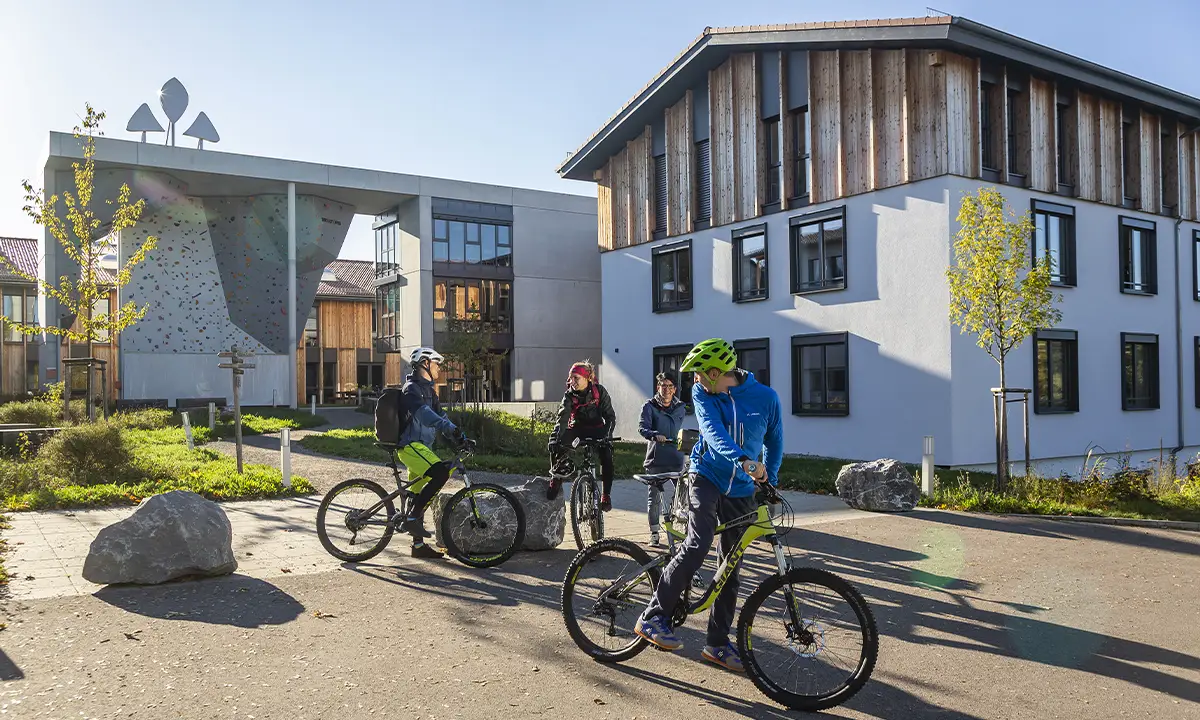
left=1173, top=217, right=1185, bottom=457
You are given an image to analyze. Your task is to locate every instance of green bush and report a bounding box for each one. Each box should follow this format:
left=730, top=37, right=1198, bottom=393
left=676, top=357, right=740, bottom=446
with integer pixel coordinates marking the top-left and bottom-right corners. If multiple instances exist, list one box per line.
left=36, top=422, right=137, bottom=486
left=111, top=408, right=178, bottom=431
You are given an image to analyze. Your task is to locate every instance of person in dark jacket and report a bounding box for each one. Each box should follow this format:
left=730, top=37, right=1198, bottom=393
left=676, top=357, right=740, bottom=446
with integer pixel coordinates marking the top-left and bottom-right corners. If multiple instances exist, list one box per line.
left=547, top=361, right=616, bottom=509
left=638, top=371, right=687, bottom=546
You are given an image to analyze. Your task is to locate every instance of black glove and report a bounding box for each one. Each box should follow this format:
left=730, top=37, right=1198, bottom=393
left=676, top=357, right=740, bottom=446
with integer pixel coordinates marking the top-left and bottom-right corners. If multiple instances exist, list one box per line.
left=547, top=439, right=560, bottom=454
left=457, top=433, right=474, bottom=451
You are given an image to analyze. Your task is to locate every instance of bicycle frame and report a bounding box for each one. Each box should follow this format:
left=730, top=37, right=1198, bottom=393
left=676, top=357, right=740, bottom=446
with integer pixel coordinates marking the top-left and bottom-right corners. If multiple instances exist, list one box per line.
left=352, top=448, right=473, bottom=527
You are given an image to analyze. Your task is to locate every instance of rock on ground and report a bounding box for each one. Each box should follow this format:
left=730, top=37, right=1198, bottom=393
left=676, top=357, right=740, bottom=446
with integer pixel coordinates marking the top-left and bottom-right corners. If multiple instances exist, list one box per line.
left=835, top=458, right=921, bottom=512
left=432, top=476, right=565, bottom=552
left=82, top=490, right=238, bottom=585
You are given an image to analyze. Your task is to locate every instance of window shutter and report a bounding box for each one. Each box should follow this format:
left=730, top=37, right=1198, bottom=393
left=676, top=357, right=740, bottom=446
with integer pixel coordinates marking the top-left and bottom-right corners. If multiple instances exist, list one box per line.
left=696, top=140, right=712, bottom=222
left=654, top=155, right=668, bottom=233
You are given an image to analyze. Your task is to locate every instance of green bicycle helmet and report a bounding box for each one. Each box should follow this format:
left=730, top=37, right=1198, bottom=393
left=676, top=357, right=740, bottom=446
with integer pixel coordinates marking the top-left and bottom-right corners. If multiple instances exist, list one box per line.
left=680, top=338, right=737, bottom=374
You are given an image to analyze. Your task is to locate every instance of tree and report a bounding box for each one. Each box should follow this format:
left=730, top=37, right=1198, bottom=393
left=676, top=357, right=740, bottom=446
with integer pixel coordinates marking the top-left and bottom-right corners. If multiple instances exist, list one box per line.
left=439, top=308, right=503, bottom=412
left=946, top=187, right=1062, bottom=485
left=2, top=105, right=158, bottom=417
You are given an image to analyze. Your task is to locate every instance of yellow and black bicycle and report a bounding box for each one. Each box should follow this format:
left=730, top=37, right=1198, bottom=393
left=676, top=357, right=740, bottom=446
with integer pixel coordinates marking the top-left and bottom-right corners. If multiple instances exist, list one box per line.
left=560, top=473, right=878, bottom=712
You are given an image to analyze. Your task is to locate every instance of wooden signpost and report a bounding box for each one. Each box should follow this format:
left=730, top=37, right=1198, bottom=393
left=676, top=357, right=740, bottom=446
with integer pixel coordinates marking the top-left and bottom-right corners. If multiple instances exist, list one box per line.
left=217, top=345, right=256, bottom=474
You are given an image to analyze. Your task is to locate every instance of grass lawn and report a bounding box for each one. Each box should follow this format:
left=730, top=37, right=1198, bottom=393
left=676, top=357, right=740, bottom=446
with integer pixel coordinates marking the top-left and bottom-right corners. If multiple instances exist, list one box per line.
left=181, top=407, right=328, bottom=438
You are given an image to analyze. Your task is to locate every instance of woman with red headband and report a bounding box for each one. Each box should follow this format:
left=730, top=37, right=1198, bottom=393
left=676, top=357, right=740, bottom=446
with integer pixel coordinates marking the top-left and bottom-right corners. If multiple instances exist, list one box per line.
left=547, top=360, right=617, bottom=508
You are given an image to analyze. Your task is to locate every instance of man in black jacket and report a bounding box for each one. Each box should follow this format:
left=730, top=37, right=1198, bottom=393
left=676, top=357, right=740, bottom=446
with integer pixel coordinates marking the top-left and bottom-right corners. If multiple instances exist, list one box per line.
left=547, top=361, right=616, bottom=510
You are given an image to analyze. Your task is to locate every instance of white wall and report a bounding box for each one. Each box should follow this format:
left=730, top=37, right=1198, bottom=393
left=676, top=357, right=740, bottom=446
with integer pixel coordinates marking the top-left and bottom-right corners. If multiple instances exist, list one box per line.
left=122, top=352, right=291, bottom=407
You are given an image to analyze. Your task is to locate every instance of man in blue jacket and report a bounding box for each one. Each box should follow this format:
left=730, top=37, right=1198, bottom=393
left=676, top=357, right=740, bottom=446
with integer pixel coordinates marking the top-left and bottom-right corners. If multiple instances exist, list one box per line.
left=635, top=338, right=783, bottom=673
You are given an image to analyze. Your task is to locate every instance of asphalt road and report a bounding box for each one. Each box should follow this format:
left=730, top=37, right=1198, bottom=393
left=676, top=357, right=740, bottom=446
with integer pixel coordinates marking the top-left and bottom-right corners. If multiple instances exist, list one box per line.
left=1, top=510, right=1197, bottom=719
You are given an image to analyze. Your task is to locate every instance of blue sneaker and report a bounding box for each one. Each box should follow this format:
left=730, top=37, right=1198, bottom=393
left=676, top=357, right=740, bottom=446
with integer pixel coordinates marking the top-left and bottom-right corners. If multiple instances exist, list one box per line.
left=701, top=642, right=744, bottom=672
left=635, top=615, right=682, bottom=651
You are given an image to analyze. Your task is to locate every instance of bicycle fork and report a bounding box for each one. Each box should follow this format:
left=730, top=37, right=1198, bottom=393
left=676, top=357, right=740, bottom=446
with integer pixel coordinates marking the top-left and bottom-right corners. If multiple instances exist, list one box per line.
left=771, top=536, right=813, bottom=649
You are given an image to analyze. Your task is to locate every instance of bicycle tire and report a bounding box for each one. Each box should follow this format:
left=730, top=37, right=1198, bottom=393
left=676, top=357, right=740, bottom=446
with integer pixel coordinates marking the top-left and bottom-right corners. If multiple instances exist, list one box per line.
left=316, top=478, right=396, bottom=562
left=738, top=567, right=879, bottom=712
left=439, top=483, right=527, bottom=568
left=561, top=537, right=661, bottom=663
left=570, top=473, right=604, bottom=549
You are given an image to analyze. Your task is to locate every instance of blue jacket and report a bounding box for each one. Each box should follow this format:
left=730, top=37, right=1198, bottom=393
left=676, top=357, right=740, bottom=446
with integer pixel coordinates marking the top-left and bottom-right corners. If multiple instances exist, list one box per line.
left=638, top=396, right=688, bottom=472
left=398, top=374, right=458, bottom=448
left=689, top=371, right=783, bottom=497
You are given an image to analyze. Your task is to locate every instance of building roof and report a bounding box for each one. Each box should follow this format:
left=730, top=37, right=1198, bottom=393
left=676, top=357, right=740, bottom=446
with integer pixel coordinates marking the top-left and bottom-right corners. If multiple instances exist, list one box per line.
left=558, top=15, right=1200, bottom=181
left=0, top=237, right=39, bottom=284
left=318, top=259, right=374, bottom=300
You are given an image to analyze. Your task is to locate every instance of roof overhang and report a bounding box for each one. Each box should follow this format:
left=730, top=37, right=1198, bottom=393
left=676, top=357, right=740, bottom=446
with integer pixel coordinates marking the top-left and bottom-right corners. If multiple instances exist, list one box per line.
left=558, top=16, right=1200, bottom=182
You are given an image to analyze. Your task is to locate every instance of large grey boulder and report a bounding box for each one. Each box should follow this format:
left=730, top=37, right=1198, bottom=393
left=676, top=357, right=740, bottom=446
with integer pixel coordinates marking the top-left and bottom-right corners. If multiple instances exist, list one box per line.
left=432, top=476, right=565, bottom=553
left=836, top=459, right=921, bottom=512
left=82, top=490, right=238, bottom=585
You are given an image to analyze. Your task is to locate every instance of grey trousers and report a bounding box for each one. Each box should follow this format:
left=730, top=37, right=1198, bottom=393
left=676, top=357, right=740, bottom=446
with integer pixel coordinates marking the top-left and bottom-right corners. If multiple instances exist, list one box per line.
left=646, top=477, right=673, bottom=533
left=643, top=475, right=758, bottom=647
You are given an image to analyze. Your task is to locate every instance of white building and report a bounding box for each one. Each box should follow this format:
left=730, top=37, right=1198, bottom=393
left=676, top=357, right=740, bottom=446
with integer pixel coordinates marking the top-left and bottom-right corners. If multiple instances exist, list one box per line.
left=557, top=16, right=1200, bottom=472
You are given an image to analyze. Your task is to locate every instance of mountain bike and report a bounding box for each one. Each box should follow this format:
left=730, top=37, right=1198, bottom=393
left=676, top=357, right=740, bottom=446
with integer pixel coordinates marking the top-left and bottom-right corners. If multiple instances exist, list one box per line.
left=560, top=477, right=878, bottom=712
left=551, top=437, right=611, bottom=550
left=316, top=441, right=526, bottom=568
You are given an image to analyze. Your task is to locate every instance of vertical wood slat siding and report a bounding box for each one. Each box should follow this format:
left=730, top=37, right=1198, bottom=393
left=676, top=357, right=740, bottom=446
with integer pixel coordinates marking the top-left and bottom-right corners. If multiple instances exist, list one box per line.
left=840, top=50, right=873, bottom=196
left=809, top=50, right=842, bottom=203
left=1058, top=93, right=1079, bottom=191
left=1161, top=122, right=1180, bottom=213
left=596, top=160, right=614, bottom=251
left=1182, top=129, right=1198, bottom=220
left=1098, top=98, right=1123, bottom=205
left=779, top=51, right=794, bottom=210
left=318, top=301, right=373, bottom=349
left=732, top=52, right=760, bottom=220
left=944, top=53, right=979, bottom=177
left=611, top=147, right=631, bottom=248
left=1076, top=91, right=1099, bottom=201
left=1139, top=111, right=1160, bottom=214
left=629, top=126, right=652, bottom=246
left=1028, top=77, right=1057, bottom=192
left=385, top=353, right=403, bottom=388
left=998, top=67, right=1010, bottom=179
left=665, top=92, right=693, bottom=236
left=871, top=49, right=907, bottom=189
left=710, top=59, right=736, bottom=226
left=906, top=51, right=947, bottom=181
left=337, top=348, right=356, bottom=394
left=1011, top=83, right=1032, bottom=179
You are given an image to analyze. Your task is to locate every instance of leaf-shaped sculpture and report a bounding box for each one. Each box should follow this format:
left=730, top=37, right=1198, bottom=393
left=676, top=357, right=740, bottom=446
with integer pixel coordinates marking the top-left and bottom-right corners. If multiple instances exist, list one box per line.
left=183, top=112, right=220, bottom=146
left=160, top=78, right=189, bottom=123
left=126, top=103, right=164, bottom=133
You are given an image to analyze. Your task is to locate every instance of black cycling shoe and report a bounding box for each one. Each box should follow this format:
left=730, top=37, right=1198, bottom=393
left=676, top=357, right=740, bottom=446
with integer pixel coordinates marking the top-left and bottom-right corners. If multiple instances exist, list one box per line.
left=546, top=478, right=562, bottom=501
left=399, top=516, right=431, bottom=539
left=411, top=542, right=444, bottom=559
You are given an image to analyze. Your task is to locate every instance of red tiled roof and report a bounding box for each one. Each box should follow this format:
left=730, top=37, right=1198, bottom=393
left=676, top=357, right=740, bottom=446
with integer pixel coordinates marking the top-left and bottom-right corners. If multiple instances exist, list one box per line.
left=317, top=259, right=373, bottom=299
left=0, top=237, right=39, bottom=283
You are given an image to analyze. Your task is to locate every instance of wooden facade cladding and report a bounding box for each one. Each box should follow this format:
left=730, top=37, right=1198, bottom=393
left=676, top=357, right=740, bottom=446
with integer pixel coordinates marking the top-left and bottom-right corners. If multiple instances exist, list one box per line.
left=590, top=44, right=1200, bottom=251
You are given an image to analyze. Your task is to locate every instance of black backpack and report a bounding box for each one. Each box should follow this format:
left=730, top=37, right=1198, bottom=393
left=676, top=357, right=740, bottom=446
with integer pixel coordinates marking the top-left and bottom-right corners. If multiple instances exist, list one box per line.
left=374, top=388, right=409, bottom=445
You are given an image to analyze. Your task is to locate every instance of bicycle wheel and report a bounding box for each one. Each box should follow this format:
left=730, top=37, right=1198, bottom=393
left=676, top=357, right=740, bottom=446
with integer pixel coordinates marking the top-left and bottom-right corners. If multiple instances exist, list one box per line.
left=439, top=483, right=527, bottom=568
left=561, top=538, right=661, bottom=663
left=738, top=567, right=879, bottom=712
left=570, top=474, right=605, bottom=549
left=316, top=479, right=396, bottom=562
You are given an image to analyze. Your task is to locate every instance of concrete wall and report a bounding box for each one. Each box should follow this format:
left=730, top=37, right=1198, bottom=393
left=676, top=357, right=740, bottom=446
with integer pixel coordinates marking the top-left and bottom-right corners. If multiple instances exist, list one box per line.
left=122, top=351, right=290, bottom=407
left=396, top=196, right=425, bottom=363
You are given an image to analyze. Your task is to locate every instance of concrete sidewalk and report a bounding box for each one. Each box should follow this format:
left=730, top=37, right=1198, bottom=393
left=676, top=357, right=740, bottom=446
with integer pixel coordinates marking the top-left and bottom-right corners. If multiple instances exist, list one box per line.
left=1, top=481, right=874, bottom=601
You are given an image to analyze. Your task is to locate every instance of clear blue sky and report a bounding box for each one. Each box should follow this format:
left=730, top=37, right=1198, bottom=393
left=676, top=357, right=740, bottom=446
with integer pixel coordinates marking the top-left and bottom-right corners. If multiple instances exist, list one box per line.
left=2, top=0, right=1197, bottom=261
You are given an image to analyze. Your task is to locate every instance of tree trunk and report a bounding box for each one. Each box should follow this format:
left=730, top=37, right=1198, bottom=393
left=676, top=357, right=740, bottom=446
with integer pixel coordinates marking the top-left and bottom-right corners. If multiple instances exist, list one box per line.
left=997, top=357, right=1009, bottom=491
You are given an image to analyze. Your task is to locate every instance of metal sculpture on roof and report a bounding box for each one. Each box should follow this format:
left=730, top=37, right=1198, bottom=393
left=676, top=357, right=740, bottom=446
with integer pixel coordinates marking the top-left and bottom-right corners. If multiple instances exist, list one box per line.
left=126, top=78, right=220, bottom=149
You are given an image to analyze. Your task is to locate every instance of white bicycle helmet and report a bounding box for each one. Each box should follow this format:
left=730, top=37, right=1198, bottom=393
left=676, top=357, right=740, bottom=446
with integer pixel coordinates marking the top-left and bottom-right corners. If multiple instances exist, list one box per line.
left=408, top=346, right=445, bottom=366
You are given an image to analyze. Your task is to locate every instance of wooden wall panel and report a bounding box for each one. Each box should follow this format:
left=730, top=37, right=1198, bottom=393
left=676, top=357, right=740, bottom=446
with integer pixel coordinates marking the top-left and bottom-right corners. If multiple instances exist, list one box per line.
left=810, top=50, right=842, bottom=203
left=945, top=53, right=979, bottom=178
left=732, top=53, right=760, bottom=220
left=664, top=92, right=693, bottom=236
left=1058, top=93, right=1079, bottom=191
left=1098, top=98, right=1123, bottom=205
left=611, top=147, right=630, bottom=248
left=1075, top=91, right=1100, bottom=200
left=906, top=51, right=947, bottom=181
left=1028, top=77, right=1057, bottom=192
left=337, top=349, right=356, bottom=393
left=295, top=350, right=304, bottom=404
left=629, top=126, right=652, bottom=246
left=1, top=345, right=24, bottom=397
left=319, top=300, right=372, bottom=349
left=840, top=50, right=873, bottom=196
left=1139, top=111, right=1160, bottom=214
left=710, top=59, right=736, bottom=226
left=1162, top=123, right=1180, bottom=213
left=871, top=50, right=907, bottom=189
left=596, top=161, right=614, bottom=251
left=385, top=353, right=403, bottom=388
left=1182, top=130, right=1199, bottom=221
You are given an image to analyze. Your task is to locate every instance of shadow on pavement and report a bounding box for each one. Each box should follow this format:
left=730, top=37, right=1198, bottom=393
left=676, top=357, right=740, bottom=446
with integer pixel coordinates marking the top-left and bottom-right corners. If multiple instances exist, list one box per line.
left=0, top=649, right=23, bottom=681
left=94, top=574, right=305, bottom=628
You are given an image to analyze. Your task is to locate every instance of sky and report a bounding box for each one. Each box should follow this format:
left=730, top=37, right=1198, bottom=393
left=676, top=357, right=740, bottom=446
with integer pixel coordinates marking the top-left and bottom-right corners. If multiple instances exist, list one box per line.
left=2, top=0, right=1198, bottom=261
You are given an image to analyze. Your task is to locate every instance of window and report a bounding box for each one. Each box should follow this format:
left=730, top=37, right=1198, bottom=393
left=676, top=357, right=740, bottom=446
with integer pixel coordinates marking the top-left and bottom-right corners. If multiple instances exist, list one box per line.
left=652, top=241, right=692, bottom=312
left=433, top=278, right=512, bottom=333
left=695, top=139, right=712, bottom=225
left=25, top=360, right=38, bottom=394
left=1119, top=217, right=1157, bottom=294
left=304, top=304, right=318, bottom=347
left=434, top=218, right=512, bottom=267
left=733, top=226, right=768, bottom=302
left=790, top=208, right=845, bottom=293
left=763, top=116, right=781, bottom=206
left=734, top=338, right=770, bottom=386
left=981, top=82, right=997, bottom=171
left=788, top=107, right=810, bottom=200
left=374, top=214, right=399, bottom=278
left=437, top=352, right=512, bottom=403
left=1121, top=333, right=1159, bottom=411
left=376, top=284, right=400, bottom=351
left=653, top=344, right=696, bottom=413
left=92, top=297, right=110, bottom=343
left=792, top=333, right=848, bottom=415
left=1122, top=119, right=1139, bottom=204
left=1032, top=200, right=1076, bottom=286
left=1033, top=330, right=1078, bottom=413
left=1193, top=231, right=1200, bottom=301
left=2, top=293, right=22, bottom=342
left=322, top=360, right=338, bottom=397
left=653, top=154, right=667, bottom=235
left=357, top=363, right=384, bottom=392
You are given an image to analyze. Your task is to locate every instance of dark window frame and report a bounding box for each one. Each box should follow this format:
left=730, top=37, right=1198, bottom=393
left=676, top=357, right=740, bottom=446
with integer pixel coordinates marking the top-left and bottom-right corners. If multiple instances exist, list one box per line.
left=763, top=115, right=782, bottom=208
left=734, top=337, right=771, bottom=387
left=791, top=332, right=849, bottom=417
left=432, top=277, right=514, bottom=334
left=980, top=81, right=997, bottom=173
left=787, top=106, right=810, bottom=202
left=1031, top=199, right=1077, bottom=287
left=1121, top=332, right=1160, bottom=411
left=653, top=153, right=668, bottom=238
left=653, top=343, right=696, bottom=414
left=789, top=206, right=847, bottom=295
left=1118, top=216, right=1158, bottom=295
left=651, top=239, right=693, bottom=313
left=1193, top=230, right=1200, bottom=302
left=1033, top=329, right=1079, bottom=414
left=732, top=224, right=769, bottom=303
left=433, top=216, right=513, bottom=268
